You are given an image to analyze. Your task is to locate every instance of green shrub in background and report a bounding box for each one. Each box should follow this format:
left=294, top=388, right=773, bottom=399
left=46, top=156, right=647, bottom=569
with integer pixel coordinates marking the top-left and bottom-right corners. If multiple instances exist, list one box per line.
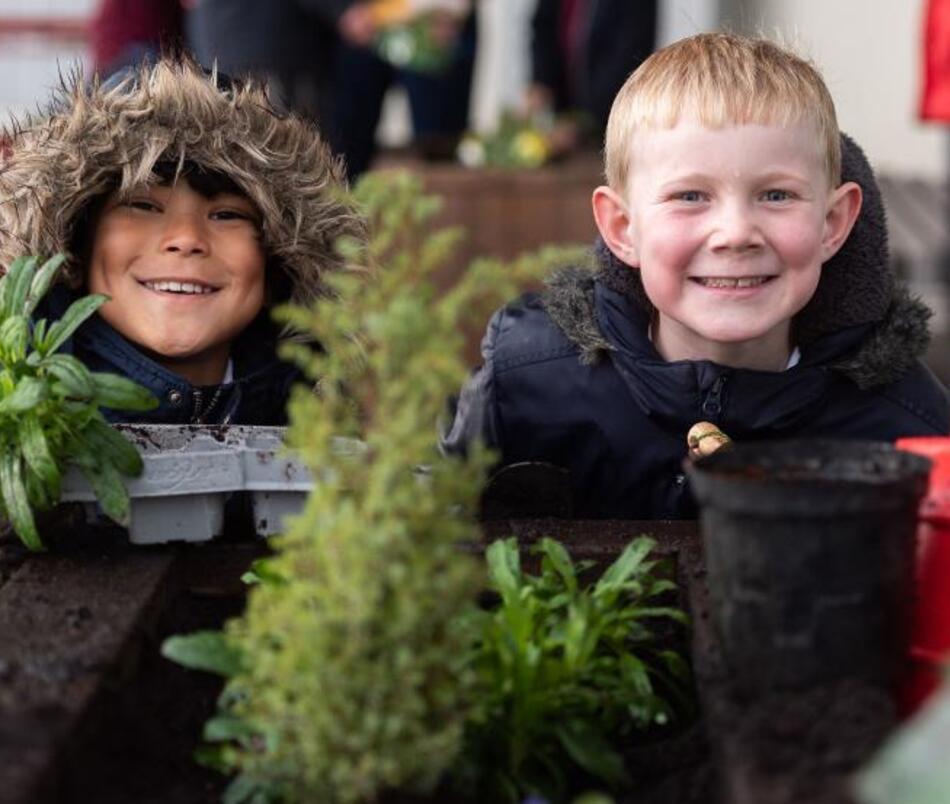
left=0, top=255, right=157, bottom=549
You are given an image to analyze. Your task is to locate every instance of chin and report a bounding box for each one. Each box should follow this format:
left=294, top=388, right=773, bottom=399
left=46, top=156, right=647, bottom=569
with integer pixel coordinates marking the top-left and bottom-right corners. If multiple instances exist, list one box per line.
left=137, top=336, right=206, bottom=360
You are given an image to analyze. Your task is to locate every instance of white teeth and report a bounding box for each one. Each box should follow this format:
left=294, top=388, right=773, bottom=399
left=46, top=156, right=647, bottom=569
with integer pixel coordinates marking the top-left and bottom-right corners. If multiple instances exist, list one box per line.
left=143, top=280, right=215, bottom=295
left=695, top=277, right=769, bottom=289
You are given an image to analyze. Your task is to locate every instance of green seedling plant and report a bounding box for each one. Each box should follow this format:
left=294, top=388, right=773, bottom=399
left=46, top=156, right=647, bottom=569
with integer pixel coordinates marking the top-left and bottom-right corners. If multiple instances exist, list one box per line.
left=458, top=536, right=692, bottom=803
left=0, top=254, right=158, bottom=549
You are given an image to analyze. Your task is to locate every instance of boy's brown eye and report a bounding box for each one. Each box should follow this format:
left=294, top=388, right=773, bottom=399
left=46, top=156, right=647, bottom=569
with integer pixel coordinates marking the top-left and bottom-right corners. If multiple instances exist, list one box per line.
left=127, top=199, right=160, bottom=212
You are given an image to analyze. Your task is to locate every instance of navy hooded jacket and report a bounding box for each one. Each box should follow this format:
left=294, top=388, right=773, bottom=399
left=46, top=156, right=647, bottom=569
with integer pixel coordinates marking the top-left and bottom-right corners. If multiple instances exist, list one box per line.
left=442, top=136, right=950, bottom=518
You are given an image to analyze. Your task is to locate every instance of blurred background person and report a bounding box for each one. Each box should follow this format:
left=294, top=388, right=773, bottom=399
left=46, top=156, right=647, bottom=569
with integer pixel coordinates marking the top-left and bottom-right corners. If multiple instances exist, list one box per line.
left=323, top=0, right=477, bottom=180
left=525, top=0, right=657, bottom=155
left=90, top=0, right=183, bottom=75
left=186, top=0, right=338, bottom=126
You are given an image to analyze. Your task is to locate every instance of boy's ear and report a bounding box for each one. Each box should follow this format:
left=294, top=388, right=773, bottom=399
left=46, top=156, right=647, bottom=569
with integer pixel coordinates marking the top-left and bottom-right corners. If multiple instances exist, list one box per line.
left=592, top=185, right=639, bottom=267
left=821, top=180, right=863, bottom=262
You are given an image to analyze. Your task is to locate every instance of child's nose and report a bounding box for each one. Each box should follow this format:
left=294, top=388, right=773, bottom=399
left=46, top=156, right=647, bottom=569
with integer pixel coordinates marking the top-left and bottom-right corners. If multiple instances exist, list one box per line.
left=709, top=202, right=764, bottom=252
left=159, top=214, right=209, bottom=256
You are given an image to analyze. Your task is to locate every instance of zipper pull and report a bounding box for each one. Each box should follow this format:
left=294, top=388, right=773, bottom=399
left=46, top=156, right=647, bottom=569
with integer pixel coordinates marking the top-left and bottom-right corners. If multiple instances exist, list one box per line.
left=701, top=375, right=727, bottom=419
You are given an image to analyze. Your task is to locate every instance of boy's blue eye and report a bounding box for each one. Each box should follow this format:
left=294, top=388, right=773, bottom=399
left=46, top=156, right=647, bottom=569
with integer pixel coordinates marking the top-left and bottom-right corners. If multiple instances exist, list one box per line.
left=762, top=189, right=791, bottom=202
left=677, top=191, right=705, bottom=202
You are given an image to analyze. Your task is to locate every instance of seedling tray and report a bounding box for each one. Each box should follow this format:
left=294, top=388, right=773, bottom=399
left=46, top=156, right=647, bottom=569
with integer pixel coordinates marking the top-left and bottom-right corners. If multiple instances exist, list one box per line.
left=60, top=425, right=314, bottom=544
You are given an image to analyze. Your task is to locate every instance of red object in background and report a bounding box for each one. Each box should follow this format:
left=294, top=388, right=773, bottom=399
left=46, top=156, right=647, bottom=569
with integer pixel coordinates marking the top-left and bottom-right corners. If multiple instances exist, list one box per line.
left=90, top=0, right=182, bottom=72
left=922, top=0, right=950, bottom=120
left=896, top=436, right=950, bottom=715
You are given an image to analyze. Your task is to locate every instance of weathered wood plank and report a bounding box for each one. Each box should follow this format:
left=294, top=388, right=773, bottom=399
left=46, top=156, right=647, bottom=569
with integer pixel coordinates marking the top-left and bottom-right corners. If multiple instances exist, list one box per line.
left=0, top=551, right=178, bottom=804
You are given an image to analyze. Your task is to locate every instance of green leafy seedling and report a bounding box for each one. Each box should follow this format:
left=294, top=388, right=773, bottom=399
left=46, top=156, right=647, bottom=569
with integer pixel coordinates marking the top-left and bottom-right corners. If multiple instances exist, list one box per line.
left=459, top=536, right=693, bottom=803
left=0, top=254, right=158, bottom=549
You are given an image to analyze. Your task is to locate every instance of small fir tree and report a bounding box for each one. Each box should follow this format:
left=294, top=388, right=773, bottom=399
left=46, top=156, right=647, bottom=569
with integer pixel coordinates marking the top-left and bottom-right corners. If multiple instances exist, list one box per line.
left=169, top=172, right=575, bottom=803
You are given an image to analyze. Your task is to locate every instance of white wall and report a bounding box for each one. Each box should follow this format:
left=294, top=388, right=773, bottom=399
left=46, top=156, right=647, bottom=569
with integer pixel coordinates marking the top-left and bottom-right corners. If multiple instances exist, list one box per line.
left=720, top=0, right=947, bottom=179
left=0, top=0, right=92, bottom=121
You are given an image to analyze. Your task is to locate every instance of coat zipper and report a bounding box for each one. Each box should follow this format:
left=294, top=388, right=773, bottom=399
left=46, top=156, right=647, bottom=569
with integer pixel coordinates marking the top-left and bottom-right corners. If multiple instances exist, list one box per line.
left=190, top=388, right=204, bottom=424
left=701, top=375, right=727, bottom=419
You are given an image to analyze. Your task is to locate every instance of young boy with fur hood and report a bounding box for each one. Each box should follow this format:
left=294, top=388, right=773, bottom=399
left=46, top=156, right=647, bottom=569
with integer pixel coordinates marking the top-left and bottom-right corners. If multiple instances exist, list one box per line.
left=443, top=33, right=950, bottom=519
left=0, top=58, right=361, bottom=425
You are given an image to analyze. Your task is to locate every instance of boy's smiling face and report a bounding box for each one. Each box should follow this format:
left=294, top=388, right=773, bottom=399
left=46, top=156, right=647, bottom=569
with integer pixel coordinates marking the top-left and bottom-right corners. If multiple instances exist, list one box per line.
left=593, top=120, right=862, bottom=370
left=87, top=178, right=266, bottom=385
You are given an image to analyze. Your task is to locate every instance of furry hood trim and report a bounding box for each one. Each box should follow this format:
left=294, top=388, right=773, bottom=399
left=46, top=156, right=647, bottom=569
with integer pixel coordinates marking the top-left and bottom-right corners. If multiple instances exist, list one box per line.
left=543, top=134, right=932, bottom=389
left=0, top=58, right=363, bottom=309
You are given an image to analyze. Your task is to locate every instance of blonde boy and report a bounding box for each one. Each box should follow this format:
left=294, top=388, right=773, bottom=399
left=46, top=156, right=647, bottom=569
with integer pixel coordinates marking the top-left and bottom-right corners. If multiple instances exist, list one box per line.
left=443, top=33, right=949, bottom=519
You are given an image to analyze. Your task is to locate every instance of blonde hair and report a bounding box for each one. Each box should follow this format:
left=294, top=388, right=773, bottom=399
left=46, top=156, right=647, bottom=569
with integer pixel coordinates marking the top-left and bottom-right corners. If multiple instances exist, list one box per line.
left=604, top=32, right=841, bottom=190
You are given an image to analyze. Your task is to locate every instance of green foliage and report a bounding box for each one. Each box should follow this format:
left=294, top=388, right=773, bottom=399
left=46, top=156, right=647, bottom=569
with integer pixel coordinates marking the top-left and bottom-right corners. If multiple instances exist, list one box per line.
left=457, top=111, right=554, bottom=170
left=375, top=14, right=453, bottom=74
left=169, top=172, right=577, bottom=804
left=458, top=537, right=693, bottom=803
left=0, top=255, right=157, bottom=549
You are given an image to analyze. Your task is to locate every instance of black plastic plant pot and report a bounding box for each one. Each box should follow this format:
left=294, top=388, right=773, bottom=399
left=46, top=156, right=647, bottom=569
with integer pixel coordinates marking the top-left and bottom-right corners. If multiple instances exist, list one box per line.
left=686, top=439, right=930, bottom=699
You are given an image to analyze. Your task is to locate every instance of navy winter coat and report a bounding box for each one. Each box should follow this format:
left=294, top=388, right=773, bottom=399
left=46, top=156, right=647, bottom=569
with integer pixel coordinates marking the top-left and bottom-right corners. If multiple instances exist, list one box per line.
left=442, top=136, right=950, bottom=518
left=442, top=276, right=948, bottom=519
left=41, top=287, right=301, bottom=426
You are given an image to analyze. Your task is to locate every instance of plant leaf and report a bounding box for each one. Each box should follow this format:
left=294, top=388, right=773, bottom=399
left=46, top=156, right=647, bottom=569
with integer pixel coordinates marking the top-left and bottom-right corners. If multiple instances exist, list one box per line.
left=162, top=631, right=245, bottom=677
left=24, top=254, right=66, bottom=316
left=19, top=414, right=61, bottom=499
left=595, top=537, right=655, bottom=593
left=5, top=256, right=37, bottom=317
left=42, top=353, right=95, bottom=399
left=0, top=376, right=48, bottom=413
left=78, top=415, right=143, bottom=476
left=91, top=372, right=159, bottom=411
left=486, top=538, right=522, bottom=605
left=554, top=720, right=629, bottom=788
left=203, top=714, right=258, bottom=743
left=537, top=537, right=577, bottom=595
left=0, top=452, right=42, bottom=551
left=0, top=315, right=29, bottom=362
left=73, top=453, right=130, bottom=525
left=41, top=294, right=108, bottom=355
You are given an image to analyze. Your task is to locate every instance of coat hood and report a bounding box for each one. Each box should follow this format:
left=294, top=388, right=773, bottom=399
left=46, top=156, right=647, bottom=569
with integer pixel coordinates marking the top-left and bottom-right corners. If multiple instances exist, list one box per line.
left=0, top=58, right=363, bottom=310
left=545, top=133, right=932, bottom=389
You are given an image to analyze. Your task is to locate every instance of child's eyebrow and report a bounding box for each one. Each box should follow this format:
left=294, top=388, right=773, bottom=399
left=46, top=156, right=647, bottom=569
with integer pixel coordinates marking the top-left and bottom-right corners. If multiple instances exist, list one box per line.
left=753, top=170, right=812, bottom=184
left=654, top=173, right=714, bottom=191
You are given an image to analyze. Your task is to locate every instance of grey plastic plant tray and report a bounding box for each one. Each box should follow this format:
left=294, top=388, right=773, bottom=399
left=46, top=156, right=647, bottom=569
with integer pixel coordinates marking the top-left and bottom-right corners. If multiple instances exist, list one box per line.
left=240, top=429, right=311, bottom=537
left=59, top=425, right=317, bottom=545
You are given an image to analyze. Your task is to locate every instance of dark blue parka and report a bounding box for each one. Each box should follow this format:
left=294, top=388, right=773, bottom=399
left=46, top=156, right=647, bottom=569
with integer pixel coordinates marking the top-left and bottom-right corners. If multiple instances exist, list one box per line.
left=442, top=136, right=950, bottom=518
left=39, top=286, right=300, bottom=425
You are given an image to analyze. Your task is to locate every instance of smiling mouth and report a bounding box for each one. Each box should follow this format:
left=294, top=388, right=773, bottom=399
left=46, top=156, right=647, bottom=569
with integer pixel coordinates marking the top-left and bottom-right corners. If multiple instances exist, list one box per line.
left=691, top=276, right=774, bottom=289
left=140, top=280, right=218, bottom=295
